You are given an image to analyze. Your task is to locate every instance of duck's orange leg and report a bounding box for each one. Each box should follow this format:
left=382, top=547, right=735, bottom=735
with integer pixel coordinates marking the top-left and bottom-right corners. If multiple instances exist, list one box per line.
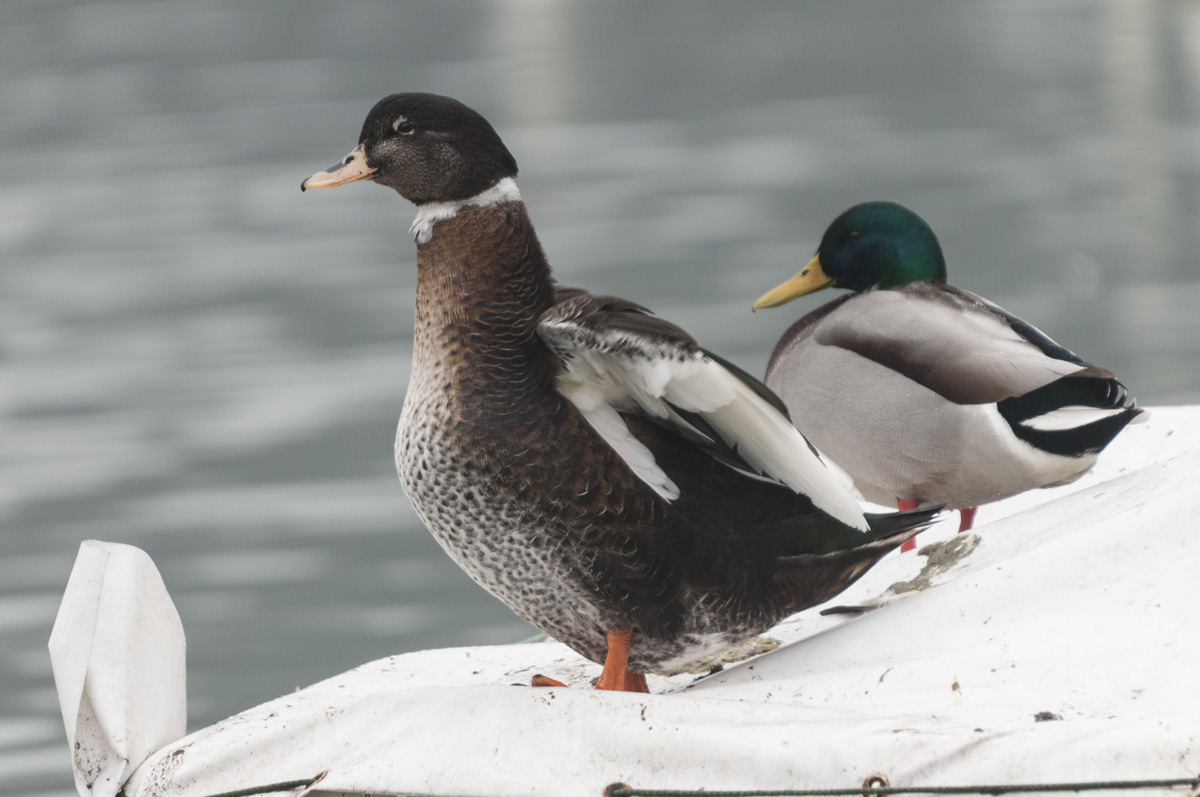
left=529, top=630, right=649, bottom=691
left=595, top=629, right=649, bottom=693
left=958, top=506, right=977, bottom=532
left=897, top=499, right=920, bottom=552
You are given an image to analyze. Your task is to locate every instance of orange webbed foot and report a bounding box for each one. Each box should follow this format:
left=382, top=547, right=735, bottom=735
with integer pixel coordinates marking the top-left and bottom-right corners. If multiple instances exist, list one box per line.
left=531, top=630, right=651, bottom=692
left=595, top=630, right=650, bottom=693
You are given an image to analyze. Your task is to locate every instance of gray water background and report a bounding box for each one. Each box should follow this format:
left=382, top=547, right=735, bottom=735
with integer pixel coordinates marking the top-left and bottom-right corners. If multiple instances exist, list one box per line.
left=3, top=2, right=1199, bottom=794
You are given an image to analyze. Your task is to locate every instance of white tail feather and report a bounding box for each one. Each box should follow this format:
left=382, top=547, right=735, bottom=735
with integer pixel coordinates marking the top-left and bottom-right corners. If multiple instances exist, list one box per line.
left=1020, top=405, right=1131, bottom=432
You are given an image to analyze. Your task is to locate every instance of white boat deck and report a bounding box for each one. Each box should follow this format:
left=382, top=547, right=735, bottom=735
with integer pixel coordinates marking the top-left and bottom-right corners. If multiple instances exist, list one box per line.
left=50, top=406, right=1200, bottom=797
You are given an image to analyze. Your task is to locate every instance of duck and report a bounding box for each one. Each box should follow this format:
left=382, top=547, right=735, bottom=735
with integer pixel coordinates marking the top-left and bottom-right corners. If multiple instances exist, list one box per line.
left=753, top=201, right=1144, bottom=550
left=301, top=94, right=936, bottom=692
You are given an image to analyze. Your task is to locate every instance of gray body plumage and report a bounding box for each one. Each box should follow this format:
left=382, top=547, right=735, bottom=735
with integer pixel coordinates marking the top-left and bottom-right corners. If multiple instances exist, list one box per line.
left=766, top=283, right=1139, bottom=509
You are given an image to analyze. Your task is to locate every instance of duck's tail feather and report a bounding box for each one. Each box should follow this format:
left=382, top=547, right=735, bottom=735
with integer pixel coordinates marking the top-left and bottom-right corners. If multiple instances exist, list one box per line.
left=771, top=505, right=940, bottom=610
left=998, top=373, right=1144, bottom=457
left=863, top=504, right=943, bottom=542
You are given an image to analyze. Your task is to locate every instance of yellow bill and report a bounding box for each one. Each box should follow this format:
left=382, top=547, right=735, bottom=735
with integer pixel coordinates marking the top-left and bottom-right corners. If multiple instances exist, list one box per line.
left=752, top=254, right=835, bottom=310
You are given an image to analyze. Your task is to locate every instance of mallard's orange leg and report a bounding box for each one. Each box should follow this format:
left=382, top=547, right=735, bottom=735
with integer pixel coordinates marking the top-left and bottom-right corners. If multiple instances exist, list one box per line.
left=958, top=506, right=977, bottom=533
left=595, top=630, right=649, bottom=693
left=530, top=630, right=648, bottom=691
left=897, top=499, right=920, bottom=552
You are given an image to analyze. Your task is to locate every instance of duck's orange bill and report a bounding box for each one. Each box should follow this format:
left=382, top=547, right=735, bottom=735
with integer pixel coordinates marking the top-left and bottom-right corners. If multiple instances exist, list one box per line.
left=301, top=144, right=377, bottom=191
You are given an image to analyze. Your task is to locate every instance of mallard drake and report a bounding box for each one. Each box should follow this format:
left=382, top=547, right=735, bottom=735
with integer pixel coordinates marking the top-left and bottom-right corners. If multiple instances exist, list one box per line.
left=754, top=201, right=1144, bottom=550
left=302, top=95, right=935, bottom=692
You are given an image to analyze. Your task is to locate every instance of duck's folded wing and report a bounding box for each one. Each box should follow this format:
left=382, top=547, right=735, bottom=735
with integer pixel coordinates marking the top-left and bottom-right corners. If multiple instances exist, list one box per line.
left=539, top=289, right=867, bottom=531
left=814, top=285, right=1092, bottom=405
left=813, top=285, right=1142, bottom=446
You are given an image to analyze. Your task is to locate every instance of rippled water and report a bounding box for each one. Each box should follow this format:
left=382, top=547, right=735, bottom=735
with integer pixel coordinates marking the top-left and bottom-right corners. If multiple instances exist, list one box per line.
left=3, top=2, right=1199, bottom=794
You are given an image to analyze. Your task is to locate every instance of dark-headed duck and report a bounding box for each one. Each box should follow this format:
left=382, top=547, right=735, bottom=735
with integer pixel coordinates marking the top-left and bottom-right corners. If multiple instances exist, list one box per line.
left=303, top=95, right=935, bottom=692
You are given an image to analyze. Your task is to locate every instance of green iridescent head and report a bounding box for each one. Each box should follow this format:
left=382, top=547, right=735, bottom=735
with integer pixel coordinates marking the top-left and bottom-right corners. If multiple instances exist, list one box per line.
left=754, top=202, right=947, bottom=309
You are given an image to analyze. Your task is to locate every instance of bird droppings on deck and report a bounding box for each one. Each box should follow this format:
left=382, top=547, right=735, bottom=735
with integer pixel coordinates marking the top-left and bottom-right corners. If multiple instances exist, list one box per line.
left=888, top=533, right=981, bottom=594
left=659, top=636, right=781, bottom=676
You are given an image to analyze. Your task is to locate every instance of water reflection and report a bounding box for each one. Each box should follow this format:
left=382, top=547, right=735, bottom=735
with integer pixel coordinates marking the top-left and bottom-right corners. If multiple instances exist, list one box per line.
left=2, top=2, right=1197, bottom=794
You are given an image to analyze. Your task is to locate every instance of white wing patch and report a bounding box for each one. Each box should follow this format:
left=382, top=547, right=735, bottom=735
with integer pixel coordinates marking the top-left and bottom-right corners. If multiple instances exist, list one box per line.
left=663, top=356, right=868, bottom=530
left=555, top=354, right=681, bottom=501
left=543, top=319, right=869, bottom=531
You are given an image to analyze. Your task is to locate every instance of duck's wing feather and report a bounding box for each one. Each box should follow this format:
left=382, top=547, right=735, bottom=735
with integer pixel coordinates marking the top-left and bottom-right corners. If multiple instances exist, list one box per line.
left=540, top=287, right=867, bottom=531
left=810, top=284, right=1091, bottom=405
left=797, top=283, right=1143, bottom=455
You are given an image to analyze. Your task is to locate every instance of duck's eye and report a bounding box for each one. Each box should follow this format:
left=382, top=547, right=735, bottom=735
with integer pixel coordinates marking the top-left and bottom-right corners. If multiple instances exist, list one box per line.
left=845, top=230, right=863, bottom=243
left=395, top=120, right=415, bottom=135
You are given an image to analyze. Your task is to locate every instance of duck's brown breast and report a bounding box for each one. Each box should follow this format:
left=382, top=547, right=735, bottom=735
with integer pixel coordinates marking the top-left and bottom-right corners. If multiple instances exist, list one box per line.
left=394, top=201, right=670, bottom=662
